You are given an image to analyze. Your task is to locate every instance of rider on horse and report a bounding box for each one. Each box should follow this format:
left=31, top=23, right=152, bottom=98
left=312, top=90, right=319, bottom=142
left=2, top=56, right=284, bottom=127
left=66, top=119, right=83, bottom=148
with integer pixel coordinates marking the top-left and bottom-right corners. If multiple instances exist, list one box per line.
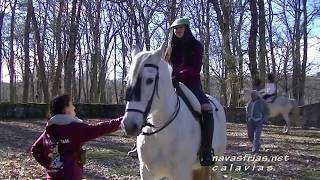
left=260, top=73, right=277, bottom=101
left=165, top=17, right=215, bottom=166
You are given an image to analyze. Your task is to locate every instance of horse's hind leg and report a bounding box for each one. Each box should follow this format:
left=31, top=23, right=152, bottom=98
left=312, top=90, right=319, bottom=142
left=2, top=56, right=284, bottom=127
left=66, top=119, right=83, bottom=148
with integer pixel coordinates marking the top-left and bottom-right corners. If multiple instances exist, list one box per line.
left=282, top=113, right=291, bottom=134
left=192, top=167, right=210, bottom=180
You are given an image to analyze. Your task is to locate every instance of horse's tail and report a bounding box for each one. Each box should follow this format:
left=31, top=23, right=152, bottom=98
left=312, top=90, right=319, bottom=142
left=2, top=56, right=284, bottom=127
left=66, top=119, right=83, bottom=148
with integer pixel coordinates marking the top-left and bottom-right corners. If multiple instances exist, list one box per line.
left=289, top=99, right=300, bottom=126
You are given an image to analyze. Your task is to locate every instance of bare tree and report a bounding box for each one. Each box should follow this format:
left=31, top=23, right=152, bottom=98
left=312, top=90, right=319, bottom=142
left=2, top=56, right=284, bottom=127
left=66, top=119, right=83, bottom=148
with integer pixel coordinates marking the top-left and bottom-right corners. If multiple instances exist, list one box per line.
left=258, top=0, right=266, bottom=88
left=85, top=0, right=102, bottom=102
left=30, top=0, right=49, bottom=102
left=168, top=0, right=177, bottom=24
left=9, top=0, right=17, bottom=103
left=52, top=0, right=64, bottom=97
left=23, top=0, right=32, bottom=103
left=266, top=0, right=277, bottom=77
left=248, top=0, right=259, bottom=89
left=65, top=0, right=83, bottom=97
left=0, top=0, right=9, bottom=102
left=292, top=0, right=302, bottom=103
left=211, top=0, right=239, bottom=107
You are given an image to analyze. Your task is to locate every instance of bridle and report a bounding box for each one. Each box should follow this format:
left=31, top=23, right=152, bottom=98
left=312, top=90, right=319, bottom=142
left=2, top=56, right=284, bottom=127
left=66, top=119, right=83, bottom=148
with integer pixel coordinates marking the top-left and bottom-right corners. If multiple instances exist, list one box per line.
left=125, top=63, right=181, bottom=136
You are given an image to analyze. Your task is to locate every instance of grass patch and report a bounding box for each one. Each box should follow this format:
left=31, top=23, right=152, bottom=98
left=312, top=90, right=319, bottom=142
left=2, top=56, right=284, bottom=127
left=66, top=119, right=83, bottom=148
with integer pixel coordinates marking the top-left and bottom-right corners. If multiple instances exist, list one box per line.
left=223, top=171, right=245, bottom=179
left=86, top=149, right=138, bottom=176
left=109, top=166, right=138, bottom=176
left=303, top=169, right=320, bottom=179
left=307, top=145, right=320, bottom=156
left=87, top=149, right=126, bottom=160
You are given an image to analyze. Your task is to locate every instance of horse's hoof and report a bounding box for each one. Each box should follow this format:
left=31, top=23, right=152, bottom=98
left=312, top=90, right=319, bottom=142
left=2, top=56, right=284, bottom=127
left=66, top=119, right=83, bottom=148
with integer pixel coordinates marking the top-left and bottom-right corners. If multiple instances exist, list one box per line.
left=283, top=128, right=290, bottom=134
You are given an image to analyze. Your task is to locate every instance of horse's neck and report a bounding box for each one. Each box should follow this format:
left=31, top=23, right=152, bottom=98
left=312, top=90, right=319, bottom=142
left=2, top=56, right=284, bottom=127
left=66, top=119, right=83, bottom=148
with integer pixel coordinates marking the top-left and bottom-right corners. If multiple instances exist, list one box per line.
left=150, top=84, right=178, bottom=126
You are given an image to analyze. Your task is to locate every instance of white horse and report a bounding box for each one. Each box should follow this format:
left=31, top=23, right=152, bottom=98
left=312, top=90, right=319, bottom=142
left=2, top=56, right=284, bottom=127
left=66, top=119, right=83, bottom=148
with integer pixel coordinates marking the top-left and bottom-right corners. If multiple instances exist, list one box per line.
left=121, top=45, right=227, bottom=180
left=242, top=89, right=299, bottom=133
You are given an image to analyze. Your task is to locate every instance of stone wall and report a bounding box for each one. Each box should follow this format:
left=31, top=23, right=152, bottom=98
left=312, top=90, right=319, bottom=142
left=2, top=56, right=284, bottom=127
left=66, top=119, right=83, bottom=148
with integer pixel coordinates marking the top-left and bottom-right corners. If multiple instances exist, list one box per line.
left=0, top=103, right=124, bottom=120
left=299, top=103, right=320, bottom=128
left=0, top=103, right=318, bottom=128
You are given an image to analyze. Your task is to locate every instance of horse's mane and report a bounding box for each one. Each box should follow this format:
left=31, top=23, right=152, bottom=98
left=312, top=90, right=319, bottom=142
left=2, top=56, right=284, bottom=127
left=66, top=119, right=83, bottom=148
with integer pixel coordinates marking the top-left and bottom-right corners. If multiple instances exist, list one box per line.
left=127, top=51, right=153, bottom=86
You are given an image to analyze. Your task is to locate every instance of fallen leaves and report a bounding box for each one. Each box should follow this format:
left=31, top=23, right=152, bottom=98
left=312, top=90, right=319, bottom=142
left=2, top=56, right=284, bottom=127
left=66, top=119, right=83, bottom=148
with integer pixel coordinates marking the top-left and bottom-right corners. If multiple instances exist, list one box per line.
left=0, top=120, right=319, bottom=179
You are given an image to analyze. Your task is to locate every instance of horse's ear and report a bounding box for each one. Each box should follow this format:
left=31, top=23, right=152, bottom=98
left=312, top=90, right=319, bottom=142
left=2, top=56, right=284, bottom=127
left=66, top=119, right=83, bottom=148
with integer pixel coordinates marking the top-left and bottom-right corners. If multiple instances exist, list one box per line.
left=131, top=45, right=141, bottom=58
left=153, top=42, right=166, bottom=60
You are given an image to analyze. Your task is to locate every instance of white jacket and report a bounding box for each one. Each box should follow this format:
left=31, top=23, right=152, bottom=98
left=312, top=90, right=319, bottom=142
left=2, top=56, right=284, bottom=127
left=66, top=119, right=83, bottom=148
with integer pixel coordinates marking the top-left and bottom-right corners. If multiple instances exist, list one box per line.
left=261, top=83, right=276, bottom=95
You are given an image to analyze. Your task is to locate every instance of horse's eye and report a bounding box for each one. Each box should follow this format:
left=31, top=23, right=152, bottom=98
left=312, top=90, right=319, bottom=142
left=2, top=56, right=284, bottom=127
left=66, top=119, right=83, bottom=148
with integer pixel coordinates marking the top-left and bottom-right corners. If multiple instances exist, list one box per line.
left=146, top=78, right=154, bottom=85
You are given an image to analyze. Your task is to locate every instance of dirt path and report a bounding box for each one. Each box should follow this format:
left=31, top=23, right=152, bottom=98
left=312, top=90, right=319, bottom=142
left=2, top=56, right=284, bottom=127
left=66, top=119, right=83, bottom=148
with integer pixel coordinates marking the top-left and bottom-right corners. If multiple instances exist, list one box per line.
left=0, top=119, right=319, bottom=179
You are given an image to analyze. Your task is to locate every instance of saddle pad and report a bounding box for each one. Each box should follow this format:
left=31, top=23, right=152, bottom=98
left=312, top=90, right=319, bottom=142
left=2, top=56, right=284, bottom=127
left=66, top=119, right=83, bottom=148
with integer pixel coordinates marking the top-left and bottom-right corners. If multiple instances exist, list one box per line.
left=178, top=82, right=201, bottom=114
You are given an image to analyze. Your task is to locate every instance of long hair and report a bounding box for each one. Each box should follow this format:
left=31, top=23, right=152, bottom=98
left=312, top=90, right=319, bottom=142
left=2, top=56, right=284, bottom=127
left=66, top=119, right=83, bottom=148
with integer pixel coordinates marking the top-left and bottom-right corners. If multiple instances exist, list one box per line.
left=50, top=94, right=71, bottom=117
left=165, top=25, right=200, bottom=65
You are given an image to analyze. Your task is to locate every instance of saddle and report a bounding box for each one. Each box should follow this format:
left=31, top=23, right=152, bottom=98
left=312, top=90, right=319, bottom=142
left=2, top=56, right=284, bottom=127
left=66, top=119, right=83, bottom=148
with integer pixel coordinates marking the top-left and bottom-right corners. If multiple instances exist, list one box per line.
left=264, top=95, right=277, bottom=103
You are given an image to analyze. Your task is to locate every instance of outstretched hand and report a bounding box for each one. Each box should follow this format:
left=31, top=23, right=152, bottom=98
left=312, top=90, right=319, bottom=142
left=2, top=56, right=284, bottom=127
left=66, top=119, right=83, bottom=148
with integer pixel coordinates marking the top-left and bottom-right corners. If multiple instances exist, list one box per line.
left=172, top=76, right=180, bottom=87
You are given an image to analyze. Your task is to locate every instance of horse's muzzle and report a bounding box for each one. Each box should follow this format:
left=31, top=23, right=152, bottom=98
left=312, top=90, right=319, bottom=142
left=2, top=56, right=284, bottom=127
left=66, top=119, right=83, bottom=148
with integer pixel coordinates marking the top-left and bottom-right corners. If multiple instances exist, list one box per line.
left=122, top=118, right=141, bottom=137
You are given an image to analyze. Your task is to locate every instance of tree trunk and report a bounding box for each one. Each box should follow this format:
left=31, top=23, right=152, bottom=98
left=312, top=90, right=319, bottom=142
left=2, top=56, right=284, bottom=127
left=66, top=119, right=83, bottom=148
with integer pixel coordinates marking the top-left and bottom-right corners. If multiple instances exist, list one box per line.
left=9, top=0, right=17, bottom=103
left=235, top=0, right=245, bottom=91
left=87, top=0, right=101, bottom=102
left=258, top=0, right=266, bottom=89
left=202, top=0, right=210, bottom=94
left=77, top=42, right=82, bottom=102
left=52, top=0, right=64, bottom=97
left=248, top=0, right=259, bottom=89
left=299, top=0, right=308, bottom=105
left=267, top=0, right=276, bottom=77
left=0, top=9, right=6, bottom=102
left=113, top=37, right=118, bottom=104
left=292, top=0, right=302, bottom=101
left=283, top=45, right=290, bottom=93
left=169, top=0, right=177, bottom=24
left=30, top=0, right=49, bottom=102
left=65, top=0, right=83, bottom=96
left=23, top=0, right=32, bottom=103
left=211, top=0, right=238, bottom=107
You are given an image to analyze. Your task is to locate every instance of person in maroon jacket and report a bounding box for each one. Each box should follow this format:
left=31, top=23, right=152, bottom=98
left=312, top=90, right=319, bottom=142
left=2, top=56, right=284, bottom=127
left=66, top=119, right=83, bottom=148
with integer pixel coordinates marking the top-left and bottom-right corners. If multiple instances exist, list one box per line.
left=31, top=94, right=122, bottom=180
left=165, top=17, right=215, bottom=166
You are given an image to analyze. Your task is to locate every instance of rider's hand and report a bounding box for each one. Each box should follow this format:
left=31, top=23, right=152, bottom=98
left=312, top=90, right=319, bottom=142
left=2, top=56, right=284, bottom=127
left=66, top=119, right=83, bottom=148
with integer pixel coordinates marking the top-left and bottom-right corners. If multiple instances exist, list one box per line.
left=172, top=76, right=180, bottom=87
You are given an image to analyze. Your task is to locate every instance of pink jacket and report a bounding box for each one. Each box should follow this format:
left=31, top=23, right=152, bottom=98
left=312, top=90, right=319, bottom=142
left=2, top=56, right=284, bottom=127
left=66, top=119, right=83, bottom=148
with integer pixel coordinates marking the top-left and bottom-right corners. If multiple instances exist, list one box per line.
left=172, top=42, right=203, bottom=88
left=31, top=115, right=122, bottom=180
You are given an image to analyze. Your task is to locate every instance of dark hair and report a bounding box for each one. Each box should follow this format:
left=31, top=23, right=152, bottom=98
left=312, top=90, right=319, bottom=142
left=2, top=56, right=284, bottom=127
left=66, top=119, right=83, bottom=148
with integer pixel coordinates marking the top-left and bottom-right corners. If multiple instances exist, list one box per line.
left=50, top=94, right=71, bottom=117
left=168, top=25, right=201, bottom=65
left=267, top=73, right=275, bottom=83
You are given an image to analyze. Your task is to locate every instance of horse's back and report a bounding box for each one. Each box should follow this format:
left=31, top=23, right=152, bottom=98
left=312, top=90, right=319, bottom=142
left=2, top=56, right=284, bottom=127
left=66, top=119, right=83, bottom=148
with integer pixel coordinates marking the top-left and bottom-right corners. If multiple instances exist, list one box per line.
left=267, top=95, right=295, bottom=115
left=273, top=95, right=292, bottom=106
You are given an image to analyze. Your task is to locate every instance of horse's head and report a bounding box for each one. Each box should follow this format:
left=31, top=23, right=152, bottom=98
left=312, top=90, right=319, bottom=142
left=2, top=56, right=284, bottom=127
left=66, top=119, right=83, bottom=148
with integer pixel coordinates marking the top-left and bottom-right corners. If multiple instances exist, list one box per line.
left=239, top=89, right=253, bottom=103
left=240, top=89, right=262, bottom=104
left=121, top=44, right=168, bottom=136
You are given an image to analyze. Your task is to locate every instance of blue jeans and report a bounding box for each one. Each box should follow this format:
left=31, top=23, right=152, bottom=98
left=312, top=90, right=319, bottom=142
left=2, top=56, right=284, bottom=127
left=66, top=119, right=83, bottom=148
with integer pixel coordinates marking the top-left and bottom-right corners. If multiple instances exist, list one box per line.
left=188, top=86, right=209, bottom=105
left=247, top=119, right=264, bottom=152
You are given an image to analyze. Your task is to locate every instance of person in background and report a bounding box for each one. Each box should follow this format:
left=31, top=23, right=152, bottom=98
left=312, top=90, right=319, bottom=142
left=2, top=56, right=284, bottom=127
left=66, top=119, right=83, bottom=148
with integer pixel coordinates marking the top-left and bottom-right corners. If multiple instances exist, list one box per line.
left=246, top=91, right=269, bottom=153
left=164, top=17, right=215, bottom=166
left=31, top=94, right=122, bottom=180
left=260, top=73, right=276, bottom=100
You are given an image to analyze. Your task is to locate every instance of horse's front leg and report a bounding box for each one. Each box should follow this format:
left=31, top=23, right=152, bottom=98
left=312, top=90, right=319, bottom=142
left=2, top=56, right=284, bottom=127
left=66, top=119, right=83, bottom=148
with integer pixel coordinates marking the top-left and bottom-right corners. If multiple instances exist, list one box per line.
left=140, top=162, right=154, bottom=180
left=282, top=113, right=291, bottom=134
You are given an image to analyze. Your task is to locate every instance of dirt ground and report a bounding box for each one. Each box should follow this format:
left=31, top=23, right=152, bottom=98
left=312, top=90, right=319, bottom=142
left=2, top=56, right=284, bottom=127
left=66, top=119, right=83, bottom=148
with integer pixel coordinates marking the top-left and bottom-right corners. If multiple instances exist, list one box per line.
left=0, top=119, right=319, bottom=180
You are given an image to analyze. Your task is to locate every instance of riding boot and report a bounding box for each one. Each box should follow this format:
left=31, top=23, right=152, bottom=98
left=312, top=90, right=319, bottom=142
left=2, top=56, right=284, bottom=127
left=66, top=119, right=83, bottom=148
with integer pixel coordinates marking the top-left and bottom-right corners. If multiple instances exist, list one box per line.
left=200, top=111, right=215, bottom=166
